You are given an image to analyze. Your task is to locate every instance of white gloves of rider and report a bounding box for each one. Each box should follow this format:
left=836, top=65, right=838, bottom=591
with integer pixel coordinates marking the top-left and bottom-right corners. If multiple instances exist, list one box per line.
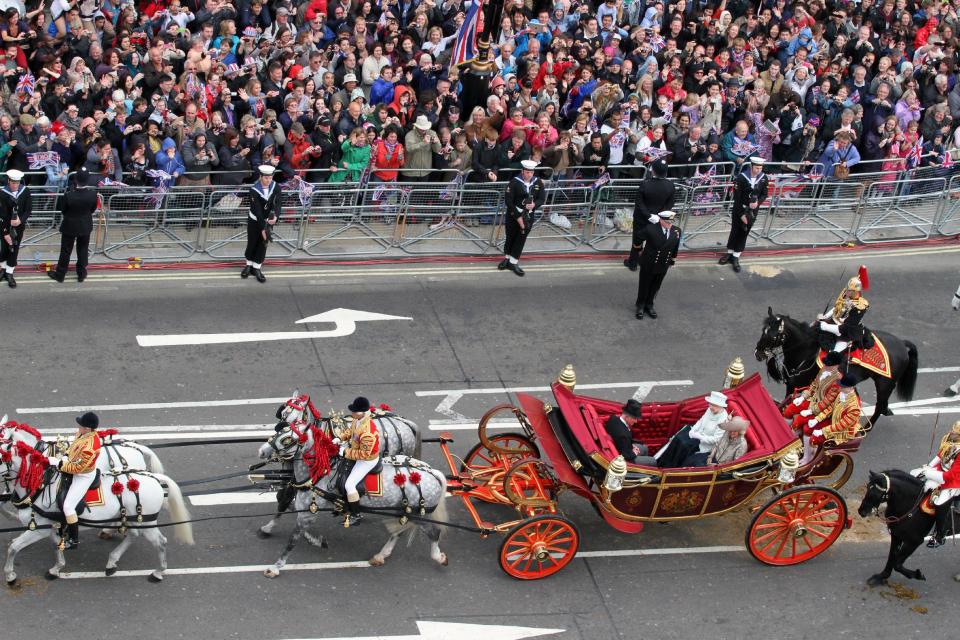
left=792, top=396, right=804, bottom=406
left=812, top=429, right=823, bottom=437
left=338, top=445, right=347, bottom=456
left=924, top=468, right=945, bottom=485
left=817, top=311, right=832, bottom=321
left=331, top=437, right=341, bottom=445
left=800, top=409, right=812, bottom=417
left=807, top=418, right=819, bottom=428
left=819, top=321, right=841, bottom=336
left=46, top=456, right=62, bottom=468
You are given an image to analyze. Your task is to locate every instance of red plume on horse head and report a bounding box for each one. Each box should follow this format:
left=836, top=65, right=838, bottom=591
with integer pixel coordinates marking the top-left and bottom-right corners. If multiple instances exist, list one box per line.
left=858, top=265, right=869, bottom=291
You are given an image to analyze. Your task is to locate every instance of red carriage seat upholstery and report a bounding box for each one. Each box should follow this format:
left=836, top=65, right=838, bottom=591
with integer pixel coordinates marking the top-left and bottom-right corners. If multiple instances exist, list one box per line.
left=581, top=403, right=620, bottom=460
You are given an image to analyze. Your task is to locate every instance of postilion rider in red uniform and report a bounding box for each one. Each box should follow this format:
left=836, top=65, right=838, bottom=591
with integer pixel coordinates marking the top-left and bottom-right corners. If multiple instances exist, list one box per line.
left=799, top=374, right=862, bottom=465
left=782, top=351, right=843, bottom=431
left=46, top=412, right=102, bottom=549
left=913, top=422, right=960, bottom=548
left=336, top=397, right=381, bottom=527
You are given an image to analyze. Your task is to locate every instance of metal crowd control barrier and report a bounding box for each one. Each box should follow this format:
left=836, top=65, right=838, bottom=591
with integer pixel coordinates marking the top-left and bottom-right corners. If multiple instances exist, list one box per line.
left=520, top=183, right=594, bottom=253
left=203, top=189, right=301, bottom=259
left=19, top=189, right=64, bottom=262
left=588, top=180, right=642, bottom=251
left=938, top=174, right=960, bottom=236
left=678, top=182, right=737, bottom=249
left=766, top=179, right=863, bottom=246
left=855, top=177, right=945, bottom=243
left=301, top=183, right=396, bottom=257
left=400, top=181, right=502, bottom=255
left=103, top=189, right=206, bottom=260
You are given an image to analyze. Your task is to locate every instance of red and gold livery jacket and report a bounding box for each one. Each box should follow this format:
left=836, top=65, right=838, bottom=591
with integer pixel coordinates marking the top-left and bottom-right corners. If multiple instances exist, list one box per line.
left=343, top=414, right=380, bottom=462
left=61, top=431, right=102, bottom=474
left=822, top=392, right=862, bottom=444
left=810, top=371, right=842, bottom=421
left=930, top=448, right=960, bottom=491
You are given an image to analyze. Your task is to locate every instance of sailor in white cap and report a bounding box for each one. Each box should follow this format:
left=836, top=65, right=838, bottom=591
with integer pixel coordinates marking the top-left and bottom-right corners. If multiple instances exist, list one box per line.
left=634, top=208, right=681, bottom=319
left=499, top=159, right=545, bottom=276
left=242, top=165, right=280, bottom=283
left=0, top=169, right=31, bottom=289
left=720, top=156, right=768, bottom=273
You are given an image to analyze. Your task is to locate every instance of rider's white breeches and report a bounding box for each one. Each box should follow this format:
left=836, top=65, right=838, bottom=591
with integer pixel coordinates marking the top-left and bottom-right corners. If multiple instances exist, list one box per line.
left=831, top=341, right=849, bottom=352
left=63, top=470, right=97, bottom=523
left=344, top=458, right=379, bottom=501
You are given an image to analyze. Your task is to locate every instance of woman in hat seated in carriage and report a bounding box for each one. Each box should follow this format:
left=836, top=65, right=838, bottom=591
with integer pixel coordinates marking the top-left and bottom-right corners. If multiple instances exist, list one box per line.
left=654, top=391, right=730, bottom=468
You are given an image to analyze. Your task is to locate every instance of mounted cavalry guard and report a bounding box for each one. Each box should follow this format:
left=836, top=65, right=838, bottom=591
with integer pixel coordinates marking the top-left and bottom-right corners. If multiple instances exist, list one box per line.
left=499, top=159, right=546, bottom=277
left=783, top=351, right=843, bottom=431
left=0, top=169, right=32, bottom=289
left=816, top=265, right=874, bottom=355
left=46, top=412, right=103, bottom=549
left=336, top=397, right=382, bottom=527
left=913, top=422, right=960, bottom=547
left=719, top=157, right=768, bottom=273
left=242, top=165, right=280, bottom=284
left=800, top=374, right=863, bottom=464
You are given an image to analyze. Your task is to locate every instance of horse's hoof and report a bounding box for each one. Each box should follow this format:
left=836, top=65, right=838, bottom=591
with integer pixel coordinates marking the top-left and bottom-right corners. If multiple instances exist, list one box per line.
left=105, top=567, right=117, bottom=577
left=264, top=568, right=279, bottom=579
left=98, top=531, right=114, bottom=541
left=915, top=570, right=926, bottom=581
left=256, top=529, right=272, bottom=539
left=6, top=578, right=18, bottom=589
left=867, top=575, right=888, bottom=587
left=44, top=571, right=59, bottom=581
left=147, top=573, right=163, bottom=583
left=369, top=556, right=385, bottom=567
left=883, top=409, right=894, bottom=416
left=439, top=553, right=448, bottom=567
left=321, top=538, right=329, bottom=549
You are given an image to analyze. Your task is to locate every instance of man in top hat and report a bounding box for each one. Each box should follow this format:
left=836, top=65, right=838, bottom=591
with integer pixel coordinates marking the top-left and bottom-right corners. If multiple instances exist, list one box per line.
left=604, top=399, right=653, bottom=464
left=913, top=421, right=960, bottom=547
left=500, top=158, right=545, bottom=276
left=0, top=169, right=32, bottom=289
left=634, top=209, right=681, bottom=319
left=802, top=373, right=862, bottom=463
left=336, top=397, right=382, bottom=527
left=720, top=156, right=768, bottom=273
left=656, top=391, right=730, bottom=467
left=48, top=167, right=101, bottom=283
left=625, top=158, right=676, bottom=271
left=459, top=36, right=498, bottom=117
left=46, top=411, right=103, bottom=549
left=242, top=165, right=280, bottom=283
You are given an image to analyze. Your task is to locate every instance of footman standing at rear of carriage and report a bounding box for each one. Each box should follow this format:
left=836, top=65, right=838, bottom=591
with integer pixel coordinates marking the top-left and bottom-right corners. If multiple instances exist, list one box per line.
left=242, top=165, right=280, bottom=284
left=634, top=209, right=681, bottom=320
left=0, top=169, right=32, bottom=289
left=499, top=159, right=545, bottom=277
left=719, top=157, right=768, bottom=273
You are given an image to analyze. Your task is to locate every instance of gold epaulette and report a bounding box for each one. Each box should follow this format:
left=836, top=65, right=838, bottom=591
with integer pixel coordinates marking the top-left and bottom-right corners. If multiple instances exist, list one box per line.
left=851, top=297, right=869, bottom=311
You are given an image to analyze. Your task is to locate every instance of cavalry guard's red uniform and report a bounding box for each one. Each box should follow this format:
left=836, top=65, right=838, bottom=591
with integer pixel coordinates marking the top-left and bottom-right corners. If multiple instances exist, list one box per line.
left=913, top=422, right=960, bottom=547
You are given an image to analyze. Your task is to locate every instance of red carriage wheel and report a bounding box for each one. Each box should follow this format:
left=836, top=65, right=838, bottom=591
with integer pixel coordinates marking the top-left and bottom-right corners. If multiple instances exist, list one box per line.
left=746, top=486, right=848, bottom=566
left=499, top=515, right=580, bottom=580
left=460, top=432, right=539, bottom=474
left=503, top=459, right=557, bottom=510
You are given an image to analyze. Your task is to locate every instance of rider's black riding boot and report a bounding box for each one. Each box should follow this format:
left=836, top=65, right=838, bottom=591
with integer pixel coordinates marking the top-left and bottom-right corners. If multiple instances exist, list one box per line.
left=344, top=500, right=363, bottom=527
left=65, top=522, right=80, bottom=549
left=928, top=505, right=951, bottom=548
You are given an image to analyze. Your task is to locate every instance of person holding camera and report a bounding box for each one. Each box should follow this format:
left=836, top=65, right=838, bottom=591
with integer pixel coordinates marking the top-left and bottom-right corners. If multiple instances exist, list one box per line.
left=499, top=159, right=545, bottom=277
left=0, top=169, right=31, bottom=289
left=720, top=156, right=768, bottom=273
left=242, top=164, right=280, bottom=284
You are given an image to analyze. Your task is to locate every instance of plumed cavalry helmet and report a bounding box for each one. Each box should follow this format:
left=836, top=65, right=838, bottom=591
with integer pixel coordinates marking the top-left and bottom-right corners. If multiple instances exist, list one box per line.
left=846, top=276, right=863, bottom=293
left=846, top=265, right=870, bottom=293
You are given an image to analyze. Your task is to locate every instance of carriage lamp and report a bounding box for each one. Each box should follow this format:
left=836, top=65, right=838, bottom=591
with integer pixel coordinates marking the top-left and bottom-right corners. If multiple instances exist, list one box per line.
left=558, top=364, right=577, bottom=391
left=778, top=450, right=800, bottom=484
left=723, top=357, right=745, bottom=389
left=603, top=455, right=628, bottom=493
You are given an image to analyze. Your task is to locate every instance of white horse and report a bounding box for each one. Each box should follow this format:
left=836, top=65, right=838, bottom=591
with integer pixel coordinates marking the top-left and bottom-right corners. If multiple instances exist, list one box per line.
left=257, top=392, right=421, bottom=538
left=0, top=437, right=194, bottom=586
left=257, top=419, right=448, bottom=578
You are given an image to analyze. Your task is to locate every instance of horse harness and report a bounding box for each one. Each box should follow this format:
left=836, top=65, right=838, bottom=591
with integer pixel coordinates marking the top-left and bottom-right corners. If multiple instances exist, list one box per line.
left=873, top=473, right=926, bottom=526
left=761, top=318, right=819, bottom=382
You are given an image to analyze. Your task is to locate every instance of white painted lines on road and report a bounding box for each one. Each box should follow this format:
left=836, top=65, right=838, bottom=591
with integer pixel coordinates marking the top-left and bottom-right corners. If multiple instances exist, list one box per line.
left=414, top=380, right=694, bottom=397
left=188, top=492, right=277, bottom=506
left=918, top=367, right=960, bottom=373
left=283, top=621, right=565, bottom=640
left=17, top=397, right=289, bottom=414
left=58, top=560, right=373, bottom=580
left=136, top=308, right=412, bottom=348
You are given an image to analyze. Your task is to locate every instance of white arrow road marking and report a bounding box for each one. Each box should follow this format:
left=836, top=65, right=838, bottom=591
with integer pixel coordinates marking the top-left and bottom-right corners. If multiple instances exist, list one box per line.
left=282, top=621, right=565, bottom=640
left=136, top=308, right=412, bottom=347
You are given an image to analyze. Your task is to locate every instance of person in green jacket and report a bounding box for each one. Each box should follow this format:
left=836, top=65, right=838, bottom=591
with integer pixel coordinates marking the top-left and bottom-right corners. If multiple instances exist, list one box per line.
left=329, top=127, right=372, bottom=183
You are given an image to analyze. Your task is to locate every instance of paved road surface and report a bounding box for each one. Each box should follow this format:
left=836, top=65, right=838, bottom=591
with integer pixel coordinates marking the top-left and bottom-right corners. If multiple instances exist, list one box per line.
left=2, top=246, right=959, bottom=640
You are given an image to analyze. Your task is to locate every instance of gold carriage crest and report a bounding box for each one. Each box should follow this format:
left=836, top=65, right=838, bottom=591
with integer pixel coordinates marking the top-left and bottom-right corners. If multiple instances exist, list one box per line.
left=660, top=489, right=705, bottom=514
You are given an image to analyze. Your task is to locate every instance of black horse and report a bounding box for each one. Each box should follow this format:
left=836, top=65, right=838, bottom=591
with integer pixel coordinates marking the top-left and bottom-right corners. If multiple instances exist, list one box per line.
left=755, top=307, right=918, bottom=428
left=859, top=470, right=956, bottom=586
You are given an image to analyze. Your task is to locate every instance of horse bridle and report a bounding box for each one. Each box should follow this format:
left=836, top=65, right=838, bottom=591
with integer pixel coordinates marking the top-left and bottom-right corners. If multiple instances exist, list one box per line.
left=868, top=473, right=925, bottom=525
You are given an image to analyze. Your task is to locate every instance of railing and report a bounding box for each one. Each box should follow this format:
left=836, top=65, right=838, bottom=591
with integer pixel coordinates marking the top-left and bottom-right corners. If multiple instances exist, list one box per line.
left=18, top=163, right=960, bottom=263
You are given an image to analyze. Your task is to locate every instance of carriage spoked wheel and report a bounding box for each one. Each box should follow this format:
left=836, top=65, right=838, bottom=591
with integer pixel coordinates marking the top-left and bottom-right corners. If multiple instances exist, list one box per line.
left=476, top=404, right=537, bottom=458
left=804, top=450, right=855, bottom=491
left=499, top=515, right=580, bottom=580
left=460, top=432, right=540, bottom=475
left=746, top=486, right=849, bottom=566
left=503, top=459, right=558, bottom=510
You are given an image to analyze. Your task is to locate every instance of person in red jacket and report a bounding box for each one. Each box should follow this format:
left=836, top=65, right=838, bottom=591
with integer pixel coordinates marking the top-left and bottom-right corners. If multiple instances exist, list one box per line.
left=285, top=122, right=322, bottom=177
left=371, top=126, right=405, bottom=182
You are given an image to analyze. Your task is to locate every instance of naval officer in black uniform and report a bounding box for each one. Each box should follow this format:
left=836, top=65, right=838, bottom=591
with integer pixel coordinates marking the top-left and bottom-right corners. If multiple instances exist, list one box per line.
left=48, top=167, right=100, bottom=283
left=635, top=209, right=682, bottom=319
left=0, top=169, right=32, bottom=289
left=625, top=159, right=676, bottom=271
left=499, top=159, right=546, bottom=277
left=719, top=156, right=768, bottom=273
left=242, top=164, right=281, bottom=283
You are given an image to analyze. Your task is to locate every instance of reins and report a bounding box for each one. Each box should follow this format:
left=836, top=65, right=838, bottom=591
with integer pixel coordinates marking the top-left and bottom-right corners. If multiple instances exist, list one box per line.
left=874, top=473, right=927, bottom=525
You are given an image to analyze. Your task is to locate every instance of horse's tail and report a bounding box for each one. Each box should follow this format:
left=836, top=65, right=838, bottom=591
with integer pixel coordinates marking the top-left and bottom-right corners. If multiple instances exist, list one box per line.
left=896, top=340, right=919, bottom=402
left=154, top=473, right=194, bottom=546
left=125, top=441, right=165, bottom=474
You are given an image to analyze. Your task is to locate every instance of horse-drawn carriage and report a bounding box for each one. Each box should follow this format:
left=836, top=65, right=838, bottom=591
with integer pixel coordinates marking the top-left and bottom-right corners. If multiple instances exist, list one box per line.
left=437, top=364, right=861, bottom=579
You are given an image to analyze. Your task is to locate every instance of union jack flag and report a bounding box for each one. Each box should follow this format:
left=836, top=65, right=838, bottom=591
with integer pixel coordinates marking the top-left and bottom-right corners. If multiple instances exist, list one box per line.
left=450, top=0, right=482, bottom=68
left=848, top=90, right=860, bottom=104
left=942, top=150, right=954, bottom=167
left=907, top=136, right=924, bottom=168
left=591, top=172, right=611, bottom=190
left=688, top=164, right=717, bottom=187
left=439, top=172, right=465, bottom=200
left=16, top=72, right=35, bottom=95
left=648, top=32, right=666, bottom=53
left=643, top=147, right=672, bottom=161
left=732, top=139, right=761, bottom=157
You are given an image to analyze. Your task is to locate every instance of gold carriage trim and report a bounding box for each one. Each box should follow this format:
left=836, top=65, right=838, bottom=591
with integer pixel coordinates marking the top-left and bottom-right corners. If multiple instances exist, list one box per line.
left=817, top=336, right=892, bottom=379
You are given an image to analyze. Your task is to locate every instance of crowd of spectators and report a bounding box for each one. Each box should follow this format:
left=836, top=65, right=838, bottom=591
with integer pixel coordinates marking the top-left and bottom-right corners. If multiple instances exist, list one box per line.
left=3, top=0, right=960, bottom=207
